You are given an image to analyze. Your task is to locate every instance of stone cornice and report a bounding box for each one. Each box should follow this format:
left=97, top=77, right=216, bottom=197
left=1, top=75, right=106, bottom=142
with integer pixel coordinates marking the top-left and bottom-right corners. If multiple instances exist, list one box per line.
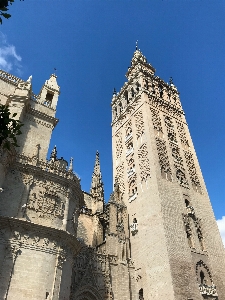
left=0, top=215, right=83, bottom=256
left=26, top=106, right=58, bottom=127
left=146, top=91, right=184, bottom=117
left=0, top=69, right=24, bottom=86
left=15, top=154, right=83, bottom=201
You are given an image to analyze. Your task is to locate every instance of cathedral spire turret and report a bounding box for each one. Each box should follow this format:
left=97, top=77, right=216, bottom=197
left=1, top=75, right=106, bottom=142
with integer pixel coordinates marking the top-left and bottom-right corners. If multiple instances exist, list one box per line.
left=90, top=151, right=104, bottom=203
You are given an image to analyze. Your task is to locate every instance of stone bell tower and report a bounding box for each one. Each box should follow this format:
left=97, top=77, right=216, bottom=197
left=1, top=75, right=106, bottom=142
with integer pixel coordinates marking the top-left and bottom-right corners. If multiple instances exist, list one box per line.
left=111, top=47, right=225, bottom=299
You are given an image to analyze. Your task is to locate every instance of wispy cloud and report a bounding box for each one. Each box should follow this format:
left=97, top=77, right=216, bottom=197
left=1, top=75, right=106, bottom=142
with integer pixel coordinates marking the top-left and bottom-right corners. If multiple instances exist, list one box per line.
left=0, top=32, right=22, bottom=74
left=217, top=216, right=225, bottom=247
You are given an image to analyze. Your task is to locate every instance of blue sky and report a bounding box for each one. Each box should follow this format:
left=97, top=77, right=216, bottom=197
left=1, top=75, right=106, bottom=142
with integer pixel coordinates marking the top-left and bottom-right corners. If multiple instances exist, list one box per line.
left=0, top=0, right=224, bottom=243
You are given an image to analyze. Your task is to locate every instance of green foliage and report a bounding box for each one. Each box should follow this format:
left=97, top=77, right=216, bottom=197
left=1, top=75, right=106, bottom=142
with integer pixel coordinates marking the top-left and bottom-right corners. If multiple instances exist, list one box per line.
left=0, top=0, right=23, bottom=24
left=0, top=104, right=23, bottom=150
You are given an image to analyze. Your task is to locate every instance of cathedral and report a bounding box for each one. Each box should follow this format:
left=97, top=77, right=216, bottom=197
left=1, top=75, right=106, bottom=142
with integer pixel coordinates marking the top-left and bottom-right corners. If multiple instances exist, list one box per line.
left=0, top=48, right=224, bottom=300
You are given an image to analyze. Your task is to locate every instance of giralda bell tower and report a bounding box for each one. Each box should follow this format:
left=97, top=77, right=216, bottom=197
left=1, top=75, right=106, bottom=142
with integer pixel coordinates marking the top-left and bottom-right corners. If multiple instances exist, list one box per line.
left=111, top=47, right=225, bottom=300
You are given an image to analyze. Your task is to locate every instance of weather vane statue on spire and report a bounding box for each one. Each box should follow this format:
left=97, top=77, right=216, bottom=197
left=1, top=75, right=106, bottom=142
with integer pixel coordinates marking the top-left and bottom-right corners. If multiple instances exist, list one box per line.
left=136, top=40, right=138, bottom=50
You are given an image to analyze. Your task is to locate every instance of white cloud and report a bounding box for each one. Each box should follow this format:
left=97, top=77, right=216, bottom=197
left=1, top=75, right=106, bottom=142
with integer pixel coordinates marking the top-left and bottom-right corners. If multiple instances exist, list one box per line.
left=217, top=216, right=225, bottom=247
left=0, top=32, right=22, bottom=73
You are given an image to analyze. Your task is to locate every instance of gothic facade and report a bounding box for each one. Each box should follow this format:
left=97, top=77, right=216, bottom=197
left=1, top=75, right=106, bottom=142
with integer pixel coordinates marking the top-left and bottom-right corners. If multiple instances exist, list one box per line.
left=0, top=49, right=224, bottom=300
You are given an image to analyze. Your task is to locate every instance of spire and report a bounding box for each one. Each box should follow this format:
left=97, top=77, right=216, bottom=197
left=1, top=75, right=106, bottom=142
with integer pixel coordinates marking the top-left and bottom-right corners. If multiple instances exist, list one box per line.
left=90, top=151, right=104, bottom=202
left=126, top=46, right=155, bottom=79
left=50, top=145, right=57, bottom=162
left=68, top=157, right=73, bottom=171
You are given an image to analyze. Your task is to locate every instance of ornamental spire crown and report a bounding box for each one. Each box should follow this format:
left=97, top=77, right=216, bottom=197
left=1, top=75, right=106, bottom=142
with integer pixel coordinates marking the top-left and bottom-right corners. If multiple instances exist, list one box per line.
left=90, top=151, right=104, bottom=202
left=126, top=47, right=155, bottom=80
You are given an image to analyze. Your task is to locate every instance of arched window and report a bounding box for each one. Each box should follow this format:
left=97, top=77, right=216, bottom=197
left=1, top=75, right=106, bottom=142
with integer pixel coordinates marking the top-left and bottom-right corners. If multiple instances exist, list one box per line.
left=126, top=127, right=132, bottom=136
left=118, top=102, right=122, bottom=113
left=131, top=88, right=135, bottom=98
left=136, top=82, right=140, bottom=92
left=139, top=288, right=144, bottom=300
left=185, top=199, right=190, bottom=207
left=114, top=107, right=117, bottom=118
left=158, top=84, right=163, bottom=98
left=44, top=92, right=53, bottom=106
left=200, top=270, right=205, bottom=284
left=129, top=179, right=137, bottom=197
left=124, top=90, right=129, bottom=104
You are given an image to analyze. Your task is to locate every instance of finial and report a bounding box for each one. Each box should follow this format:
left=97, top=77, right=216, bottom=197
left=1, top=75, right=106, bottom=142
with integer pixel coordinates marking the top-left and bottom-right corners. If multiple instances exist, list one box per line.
left=50, top=145, right=57, bottom=162
left=53, top=67, right=57, bottom=74
left=113, top=88, right=117, bottom=95
left=136, top=40, right=138, bottom=50
left=27, top=75, right=32, bottom=83
left=69, top=157, right=73, bottom=171
left=169, top=77, right=174, bottom=85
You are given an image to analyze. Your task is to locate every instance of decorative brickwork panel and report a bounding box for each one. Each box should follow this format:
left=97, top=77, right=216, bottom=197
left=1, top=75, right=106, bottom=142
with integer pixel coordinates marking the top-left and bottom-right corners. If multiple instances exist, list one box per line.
left=151, top=108, right=163, bottom=135
left=128, top=173, right=137, bottom=201
left=176, top=122, right=189, bottom=149
left=184, top=150, right=201, bottom=193
left=182, top=213, right=195, bottom=249
left=138, top=143, right=150, bottom=182
left=115, top=132, right=123, bottom=159
left=115, top=163, right=125, bottom=193
left=134, top=110, right=144, bottom=138
left=155, top=137, right=172, bottom=180
left=125, top=120, right=132, bottom=134
left=164, top=116, right=177, bottom=144
left=164, top=116, right=189, bottom=188
left=170, top=144, right=189, bottom=188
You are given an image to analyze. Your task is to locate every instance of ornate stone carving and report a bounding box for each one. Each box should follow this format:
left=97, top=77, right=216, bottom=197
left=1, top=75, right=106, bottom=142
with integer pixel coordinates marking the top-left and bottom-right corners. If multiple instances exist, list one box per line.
left=57, top=247, right=67, bottom=269
left=164, top=116, right=177, bottom=143
left=183, top=214, right=194, bottom=248
left=196, top=260, right=218, bottom=297
left=155, top=137, right=172, bottom=180
left=32, top=236, right=40, bottom=245
left=115, top=132, right=123, bottom=159
left=27, top=186, right=65, bottom=219
left=115, top=163, right=125, bottom=193
left=130, top=218, right=138, bottom=235
left=176, top=122, right=189, bottom=149
left=151, top=108, right=163, bottom=136
left=138, top=143, right=150, bottom=181
left=176, top=169, right=189, bottom=188
left=184, top=151, right=201, bottom=193
left=134, top=110, right=144, bottom=138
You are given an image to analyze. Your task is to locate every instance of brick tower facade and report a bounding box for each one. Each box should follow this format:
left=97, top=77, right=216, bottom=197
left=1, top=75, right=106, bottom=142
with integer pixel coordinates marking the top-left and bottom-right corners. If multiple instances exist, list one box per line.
left=111, top=48, right=225, bottom=299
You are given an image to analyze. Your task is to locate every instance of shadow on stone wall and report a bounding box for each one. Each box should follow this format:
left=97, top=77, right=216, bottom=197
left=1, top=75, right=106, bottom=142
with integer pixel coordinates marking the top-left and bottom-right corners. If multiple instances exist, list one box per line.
left=70, top=245, right=113, bottom=300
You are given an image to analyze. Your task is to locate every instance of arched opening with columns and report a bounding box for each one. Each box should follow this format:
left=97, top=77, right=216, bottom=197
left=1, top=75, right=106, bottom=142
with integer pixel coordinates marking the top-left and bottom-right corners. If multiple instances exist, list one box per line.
left=74, top=286, right=103, bottom=300
left=196, top=260, right=218, bottom=299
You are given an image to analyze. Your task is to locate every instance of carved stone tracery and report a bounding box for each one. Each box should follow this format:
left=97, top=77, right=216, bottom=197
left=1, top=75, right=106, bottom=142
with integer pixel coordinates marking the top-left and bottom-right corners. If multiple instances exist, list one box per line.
left=137, top=143, right=150, bottom=182
left=155, top=137, right=172, bottom=180
left=115, top=163, right=125, bottom=194
left=184, top=151, right=201, bottom=193
left=27, top=186, right=65, bottom=219
left=151, top=108, right=163, bottom=137
left=196, top=261, right=218, bottom=298
left=115, top=132, right=123, bottom=159
left=134, top=110, right=144, bottom=139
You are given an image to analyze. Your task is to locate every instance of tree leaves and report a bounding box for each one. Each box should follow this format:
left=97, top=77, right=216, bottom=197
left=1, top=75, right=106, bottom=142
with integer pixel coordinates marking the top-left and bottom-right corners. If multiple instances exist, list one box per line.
left=0, top=104, right=23, bottom=150
left=0, top=0, right=23, bottom=24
